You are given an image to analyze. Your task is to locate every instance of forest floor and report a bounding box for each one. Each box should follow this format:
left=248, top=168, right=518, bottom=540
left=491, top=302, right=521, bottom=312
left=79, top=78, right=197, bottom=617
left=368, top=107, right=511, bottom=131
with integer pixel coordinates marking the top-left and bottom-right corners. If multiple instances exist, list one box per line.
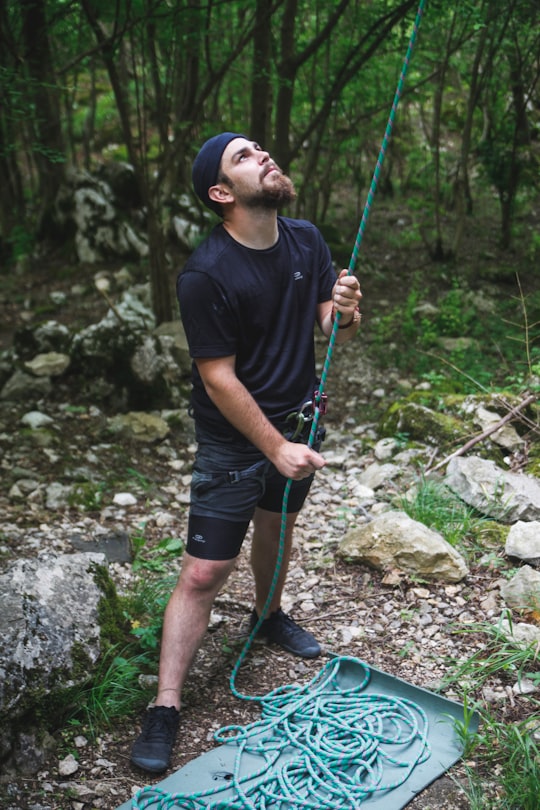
left=1, top=207, right=539, bottom=809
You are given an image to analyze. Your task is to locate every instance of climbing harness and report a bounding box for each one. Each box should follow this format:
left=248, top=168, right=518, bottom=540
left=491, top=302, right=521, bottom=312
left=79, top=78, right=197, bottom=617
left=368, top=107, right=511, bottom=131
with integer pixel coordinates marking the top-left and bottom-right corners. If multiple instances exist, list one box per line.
left=132, top=2, right=428, bottom=807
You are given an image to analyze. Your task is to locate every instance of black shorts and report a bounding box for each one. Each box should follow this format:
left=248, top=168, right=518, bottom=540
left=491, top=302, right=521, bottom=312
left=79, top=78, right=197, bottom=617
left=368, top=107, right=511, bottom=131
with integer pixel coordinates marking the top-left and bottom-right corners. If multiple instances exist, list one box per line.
left=186, top=424, right=325, bottom=561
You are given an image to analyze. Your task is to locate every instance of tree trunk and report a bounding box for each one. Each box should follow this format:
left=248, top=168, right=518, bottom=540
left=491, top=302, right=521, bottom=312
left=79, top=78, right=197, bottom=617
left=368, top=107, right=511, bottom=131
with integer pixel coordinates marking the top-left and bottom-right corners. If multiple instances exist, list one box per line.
left=250, top=0, right=273, bottom=147
left=452, top=24, right=488, bottom=257
left=20, top=0, right=66, bottom=227
left=274, top=0, right=298, bottom=170
left=430, top=10, right=458, bottom=262
left=80, top=0, right=173, bottom=323
left=499, top=40, right=531, bottom=250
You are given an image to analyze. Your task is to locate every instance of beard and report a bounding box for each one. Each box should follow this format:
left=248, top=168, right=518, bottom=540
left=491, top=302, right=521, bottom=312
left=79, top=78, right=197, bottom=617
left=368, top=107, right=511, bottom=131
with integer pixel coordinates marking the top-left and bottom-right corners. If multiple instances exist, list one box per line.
left=227, top=171, right=297, bottom=210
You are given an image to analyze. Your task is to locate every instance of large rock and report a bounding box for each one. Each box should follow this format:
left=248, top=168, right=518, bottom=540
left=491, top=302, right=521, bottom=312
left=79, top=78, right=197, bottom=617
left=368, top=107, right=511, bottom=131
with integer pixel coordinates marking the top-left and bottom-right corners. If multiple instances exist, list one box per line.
left=505, top=520, right=540, bottom=566
left=473, top=405, right=523, bottom=451
left=51, top=168, right=148, bottom=263
left=0, top=553, right=107, bottom=716
left=500, top=565, right=540, bottom=612
left=498, top=614, right=540, bottom=648
left=445, top=456, right=540, bottom=523
left=107, top=411, right=170, bottom=442
left=378, top=400, right=463, bottom=446
left=337, top=511, right=468, bottom=582
left=0, top=369, right=52, bottom=401
left=0, top=552, right=120, bottom=773
left=23, top=351, right=71, bottom=377
left=13, top=320, right=71, bottom=361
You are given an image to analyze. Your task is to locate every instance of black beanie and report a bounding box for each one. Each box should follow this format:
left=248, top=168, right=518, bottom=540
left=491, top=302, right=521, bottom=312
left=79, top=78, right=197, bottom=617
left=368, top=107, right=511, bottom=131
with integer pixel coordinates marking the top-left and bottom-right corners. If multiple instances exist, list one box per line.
left=192, top=132, right=248, bottom=216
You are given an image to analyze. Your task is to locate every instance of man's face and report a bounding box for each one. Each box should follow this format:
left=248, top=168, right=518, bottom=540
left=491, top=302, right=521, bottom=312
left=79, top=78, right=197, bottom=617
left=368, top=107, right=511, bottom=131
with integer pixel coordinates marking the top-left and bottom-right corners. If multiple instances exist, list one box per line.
left=218, top=138, right=296, bottom=209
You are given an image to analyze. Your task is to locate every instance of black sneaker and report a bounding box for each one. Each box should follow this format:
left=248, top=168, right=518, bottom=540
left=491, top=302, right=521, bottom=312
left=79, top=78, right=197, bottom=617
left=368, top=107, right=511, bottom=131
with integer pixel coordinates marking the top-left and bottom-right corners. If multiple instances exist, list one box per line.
left=250, top=608, right=321, bottom=658
left=130, top=705, right=180, bottom=773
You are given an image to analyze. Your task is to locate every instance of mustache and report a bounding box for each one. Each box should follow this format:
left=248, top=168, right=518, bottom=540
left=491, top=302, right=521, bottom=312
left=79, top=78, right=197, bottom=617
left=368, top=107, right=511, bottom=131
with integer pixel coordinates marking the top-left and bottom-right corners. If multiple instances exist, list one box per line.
left=261, top=162, right=282, bottom=180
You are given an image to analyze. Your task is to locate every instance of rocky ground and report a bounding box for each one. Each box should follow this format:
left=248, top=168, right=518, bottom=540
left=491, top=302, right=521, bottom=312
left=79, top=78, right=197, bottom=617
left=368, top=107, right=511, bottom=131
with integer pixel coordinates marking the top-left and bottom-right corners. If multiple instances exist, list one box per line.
left=0, top=254, right=537, bottom=809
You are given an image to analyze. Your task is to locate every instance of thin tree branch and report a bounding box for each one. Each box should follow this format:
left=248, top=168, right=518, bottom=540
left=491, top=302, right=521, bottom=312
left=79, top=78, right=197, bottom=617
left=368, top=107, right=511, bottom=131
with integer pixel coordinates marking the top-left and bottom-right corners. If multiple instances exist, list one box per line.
left=426, top=392, right=538, bottom=474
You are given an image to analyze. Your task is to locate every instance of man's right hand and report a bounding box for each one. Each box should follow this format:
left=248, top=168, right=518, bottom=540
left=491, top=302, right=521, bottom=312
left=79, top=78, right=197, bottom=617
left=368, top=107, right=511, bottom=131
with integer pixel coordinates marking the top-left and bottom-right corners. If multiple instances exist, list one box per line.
left=270, top=441, right=326, bottom=480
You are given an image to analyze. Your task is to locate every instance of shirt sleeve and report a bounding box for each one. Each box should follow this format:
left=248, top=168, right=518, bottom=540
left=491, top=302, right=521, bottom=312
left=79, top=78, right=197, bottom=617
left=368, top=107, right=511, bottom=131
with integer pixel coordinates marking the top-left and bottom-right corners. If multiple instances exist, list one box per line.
left=177, top=269, right=238, bottom=358
left=315, top=228, right=337, bottom=303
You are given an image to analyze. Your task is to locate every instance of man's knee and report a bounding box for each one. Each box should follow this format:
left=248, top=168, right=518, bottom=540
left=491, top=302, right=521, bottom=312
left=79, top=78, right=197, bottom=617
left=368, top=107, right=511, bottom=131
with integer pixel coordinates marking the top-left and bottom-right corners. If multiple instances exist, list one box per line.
left=180, top=555, right=234, bottom=596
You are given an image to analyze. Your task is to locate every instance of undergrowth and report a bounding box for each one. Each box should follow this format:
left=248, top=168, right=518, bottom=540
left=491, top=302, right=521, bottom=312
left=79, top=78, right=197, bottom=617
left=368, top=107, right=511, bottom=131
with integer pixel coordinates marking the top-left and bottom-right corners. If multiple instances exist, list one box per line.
left=399, top=476, right=486, bottom=550
left=370, top=273, right=540, bottom=393
left=399, top=478, right=540, bottom=807
left=442, top=616, right=540, bottom=809
left=62, top=534, right=183, bottom=738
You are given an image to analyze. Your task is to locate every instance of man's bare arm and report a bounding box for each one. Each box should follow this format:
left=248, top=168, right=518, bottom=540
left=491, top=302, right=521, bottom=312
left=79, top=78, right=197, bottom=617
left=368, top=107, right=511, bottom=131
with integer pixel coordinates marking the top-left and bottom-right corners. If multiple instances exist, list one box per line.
left=195, top=355, right=326, bottom=481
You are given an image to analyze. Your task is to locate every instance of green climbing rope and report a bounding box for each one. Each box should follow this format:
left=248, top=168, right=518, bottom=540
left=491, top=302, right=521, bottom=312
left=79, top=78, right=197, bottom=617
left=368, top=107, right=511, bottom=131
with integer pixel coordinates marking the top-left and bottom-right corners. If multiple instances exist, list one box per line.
left=134, top=657, right=430, bottom=809
left=230, top=0, right=427, bottom=702
left=131, top=3, right=427, bottom=808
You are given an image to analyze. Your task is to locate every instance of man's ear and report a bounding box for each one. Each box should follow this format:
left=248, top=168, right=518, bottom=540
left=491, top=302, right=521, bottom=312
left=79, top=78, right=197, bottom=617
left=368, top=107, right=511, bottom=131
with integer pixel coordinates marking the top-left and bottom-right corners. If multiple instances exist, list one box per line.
left=208, top=184, right=234, bottom=207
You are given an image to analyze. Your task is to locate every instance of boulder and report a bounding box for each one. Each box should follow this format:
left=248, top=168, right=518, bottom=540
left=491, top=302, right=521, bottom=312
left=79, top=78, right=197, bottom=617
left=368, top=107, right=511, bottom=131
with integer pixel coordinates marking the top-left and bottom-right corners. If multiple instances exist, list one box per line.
left=379, top=400, right=463, bottom=446
left=107, top=411, right=170, bottom=442
left=500, top=565, right=540, bottom=612
left=337, top=510, right=468, bottom=582
left=24, top=351, right=71, bottom=377
left=445, top=456, right=540, bottom=523
left=51, top=168, right=148, bottom=263
left=0, top=552, right=123, bottom=774
left=505, top=520, right=540, bottom=566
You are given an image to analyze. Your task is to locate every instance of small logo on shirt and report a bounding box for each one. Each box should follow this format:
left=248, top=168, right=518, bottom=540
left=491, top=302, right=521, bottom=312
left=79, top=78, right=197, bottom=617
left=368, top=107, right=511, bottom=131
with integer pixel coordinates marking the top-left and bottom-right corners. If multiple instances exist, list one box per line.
left=192, top=533, right=205, bottom=543
left=293, top=271, right=303, bottom=282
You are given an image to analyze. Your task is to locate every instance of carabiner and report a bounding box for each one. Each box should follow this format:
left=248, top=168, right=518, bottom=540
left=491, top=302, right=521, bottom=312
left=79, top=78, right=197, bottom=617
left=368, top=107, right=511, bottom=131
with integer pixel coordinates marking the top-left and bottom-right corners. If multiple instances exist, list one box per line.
left=286, top=400, right=312, bottom=440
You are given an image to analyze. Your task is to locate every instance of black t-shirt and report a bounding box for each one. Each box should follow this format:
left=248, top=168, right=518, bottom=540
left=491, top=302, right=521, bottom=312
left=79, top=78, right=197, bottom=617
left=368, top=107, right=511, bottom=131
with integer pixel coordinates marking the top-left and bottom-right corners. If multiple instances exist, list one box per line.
left=176, top=216, right=336, bottom=439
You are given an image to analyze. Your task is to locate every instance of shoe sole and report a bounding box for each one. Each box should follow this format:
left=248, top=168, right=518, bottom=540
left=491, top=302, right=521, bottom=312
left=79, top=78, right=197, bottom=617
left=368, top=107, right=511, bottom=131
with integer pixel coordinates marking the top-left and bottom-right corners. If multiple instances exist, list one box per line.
left=131, top=755, right=169, bottom=773
left=255, top=633, right=322, bottom=658
left=278, top=642, right=321, bottom=658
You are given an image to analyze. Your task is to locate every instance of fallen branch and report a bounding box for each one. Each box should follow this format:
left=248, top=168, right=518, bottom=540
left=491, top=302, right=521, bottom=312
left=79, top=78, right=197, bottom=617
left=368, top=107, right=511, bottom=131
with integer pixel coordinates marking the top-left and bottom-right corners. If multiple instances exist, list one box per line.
left=426, top=392, right=538, bottom=474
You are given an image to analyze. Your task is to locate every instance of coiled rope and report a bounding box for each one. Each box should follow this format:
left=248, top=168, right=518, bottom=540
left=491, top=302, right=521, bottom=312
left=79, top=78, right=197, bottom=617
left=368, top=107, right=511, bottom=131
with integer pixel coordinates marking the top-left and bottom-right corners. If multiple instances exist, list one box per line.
left=135, top=657, right=430, bottom=809
left=132, top=3, right=427, bottom=807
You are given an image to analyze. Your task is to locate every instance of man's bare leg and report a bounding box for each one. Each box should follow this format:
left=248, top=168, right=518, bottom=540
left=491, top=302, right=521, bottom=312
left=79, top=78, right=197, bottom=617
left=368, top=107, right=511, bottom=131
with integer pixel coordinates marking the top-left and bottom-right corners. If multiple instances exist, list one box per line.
left=155, top=553, right=237, bottom=709
left=250, top=507, right=298, bottom=617
left=249, top=506, right=320, bottom=658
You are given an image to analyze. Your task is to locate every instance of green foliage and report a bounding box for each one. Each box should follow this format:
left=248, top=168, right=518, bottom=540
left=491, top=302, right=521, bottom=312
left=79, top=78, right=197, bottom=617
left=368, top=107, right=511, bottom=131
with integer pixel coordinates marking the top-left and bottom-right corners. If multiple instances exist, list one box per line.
left=370, top=276, right=540, bottom=395
left=124, top=574, right=176, bottom=652
left=5, top=224, right=35, bottom=261
left=63, top=646, right=152, bottom=737
left=460, top=713, right=540, bottom=809
left=132, top=532, right=184, bottom=573
left=61, top=538, right=181, bottom=732
left=120, top=531, right=183, bottom=650
left=441, top=612, right=540, bottom=808
left=446, top=692, right=482, bottom=758
left=1, top=0, right=538, bottom=293
left=94, top=563, right=131, bottom=650
left=399, top=477, right=485, bottom=549
left=442, top=613, right=540, bottom=693
left=69, top=480, right=107, bottom=511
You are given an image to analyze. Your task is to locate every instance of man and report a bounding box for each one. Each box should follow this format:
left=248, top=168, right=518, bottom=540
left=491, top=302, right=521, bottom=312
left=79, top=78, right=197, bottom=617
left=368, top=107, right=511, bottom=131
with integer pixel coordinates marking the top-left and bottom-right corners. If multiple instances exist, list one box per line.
left=131, top=132, right=361, bottom=773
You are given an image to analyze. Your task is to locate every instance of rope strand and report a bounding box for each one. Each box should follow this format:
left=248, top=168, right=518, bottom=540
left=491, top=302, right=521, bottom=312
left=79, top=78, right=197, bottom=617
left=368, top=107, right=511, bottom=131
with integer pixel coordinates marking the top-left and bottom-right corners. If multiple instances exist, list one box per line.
left=230, top=0, right=427, bottom=700
left=132, top=4, right=427, bottom=808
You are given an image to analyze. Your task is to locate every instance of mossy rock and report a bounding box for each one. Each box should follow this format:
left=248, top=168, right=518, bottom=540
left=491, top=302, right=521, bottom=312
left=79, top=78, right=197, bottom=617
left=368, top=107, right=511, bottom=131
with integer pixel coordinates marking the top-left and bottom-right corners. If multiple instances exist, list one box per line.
left=468, top=519, right=510, bottom=548
left=378, top=400, right=464, bottom=447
